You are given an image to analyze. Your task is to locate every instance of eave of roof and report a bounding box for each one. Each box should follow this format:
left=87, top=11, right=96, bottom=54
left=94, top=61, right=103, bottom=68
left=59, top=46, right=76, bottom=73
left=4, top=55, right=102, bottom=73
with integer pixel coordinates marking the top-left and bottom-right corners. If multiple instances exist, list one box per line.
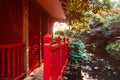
left=36, top=0, right=66, bottom=20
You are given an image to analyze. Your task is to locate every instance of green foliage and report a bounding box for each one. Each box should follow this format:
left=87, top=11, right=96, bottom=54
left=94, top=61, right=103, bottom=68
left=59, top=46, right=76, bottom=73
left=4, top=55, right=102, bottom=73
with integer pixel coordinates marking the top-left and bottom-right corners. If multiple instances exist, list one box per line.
left=106, top=40, right=120, bottom=60
left=59, top=0, right=114, bottom=36
left=106, top=41, right=120, bottom=51
left=91, top=0, right=112, bottom=14
left=93, top=14, right=105, bottom=23
left=86, top=13, right=120, bottom=49
left=55, top=30, right=65, bottom=37
left=102, top=14, right=120, bottom=28
left=66, top=0, right=92, bottom=23
left=53, top=28, right=91, bottom=63
left=70, top=22, right=90, bottom=34
left=103, top=0, right=113, bottom=10
left=65, top=0, right=112, bottom=23
left=57, top=0, right=113, bottom=36
left=69, top=39, right=91, bottom=63
left=102, top=14, right=120, bottom=37
left=88, top=13, right=120, bottom=37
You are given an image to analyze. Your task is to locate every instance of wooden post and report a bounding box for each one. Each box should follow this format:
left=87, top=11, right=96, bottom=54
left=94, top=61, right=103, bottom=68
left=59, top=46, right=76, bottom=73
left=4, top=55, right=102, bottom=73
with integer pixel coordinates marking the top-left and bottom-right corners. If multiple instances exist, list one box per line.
left=22, top=0, right=29, bottom=76
left=56, top=36, right=61, bottom=76
left=1, top=49, right=4, bottom=80
left=44, top=33, right=52, bottom=80
left=64, top=38, right=68, bottom=60
left=56, top=36, right=61, bottom=44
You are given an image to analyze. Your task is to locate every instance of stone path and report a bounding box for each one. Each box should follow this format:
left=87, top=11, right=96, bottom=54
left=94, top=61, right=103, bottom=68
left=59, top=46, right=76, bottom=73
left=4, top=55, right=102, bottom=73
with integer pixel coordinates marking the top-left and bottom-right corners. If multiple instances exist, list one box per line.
left=24, top=64, right=43, bottom=80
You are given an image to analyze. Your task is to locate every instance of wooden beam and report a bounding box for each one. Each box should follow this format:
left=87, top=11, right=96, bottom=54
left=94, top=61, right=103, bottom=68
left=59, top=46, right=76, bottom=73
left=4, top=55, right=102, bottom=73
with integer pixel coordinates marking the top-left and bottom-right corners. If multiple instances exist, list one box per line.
left=36, top=0, right=66, bottom=20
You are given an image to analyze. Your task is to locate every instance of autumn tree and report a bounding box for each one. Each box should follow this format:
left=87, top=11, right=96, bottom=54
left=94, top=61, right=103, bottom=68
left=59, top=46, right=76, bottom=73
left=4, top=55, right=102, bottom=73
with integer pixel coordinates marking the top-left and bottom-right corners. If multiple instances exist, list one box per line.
left=63, top=0, right=112, bottom=33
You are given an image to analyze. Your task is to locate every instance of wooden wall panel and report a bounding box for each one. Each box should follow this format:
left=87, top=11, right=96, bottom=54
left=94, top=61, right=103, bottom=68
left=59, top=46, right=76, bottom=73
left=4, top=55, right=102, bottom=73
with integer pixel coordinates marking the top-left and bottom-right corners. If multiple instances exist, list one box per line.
left=29, top=1, right=40, bottom=72
left=0, top=0, right=23, bottom=44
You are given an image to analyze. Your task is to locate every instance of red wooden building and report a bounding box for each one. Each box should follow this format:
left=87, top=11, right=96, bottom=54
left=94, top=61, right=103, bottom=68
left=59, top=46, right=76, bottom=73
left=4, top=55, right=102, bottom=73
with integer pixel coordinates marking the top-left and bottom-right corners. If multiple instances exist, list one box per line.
left=0, top=0, right=66, bottom=79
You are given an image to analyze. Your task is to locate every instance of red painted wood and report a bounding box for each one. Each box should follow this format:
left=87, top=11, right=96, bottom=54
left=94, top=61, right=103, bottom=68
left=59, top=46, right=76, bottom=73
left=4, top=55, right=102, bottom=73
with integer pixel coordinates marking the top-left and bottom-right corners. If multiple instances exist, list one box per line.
left=0, top=43, right=25, bottom=48
left=21, top=47, right=24, bottom=74
left=17, top=48, right=20, bottom=76
left=14, top=72, right=26, bottom=80
left=44, top=33, right=68, bottom=80
left=0, top=43, right=25, bottom=80
left=12, top=48, right=16, bottom=79
left=0, top=0, right=23, bottom=44
left=7, top=49, right=10, bottom=80
left=44, top=33, right=52, bottom=80
left=1, top=49, right=4, bottom=80
left=0, top=0, right=32, bottom=79
left=37, top=0, right=66, bottom=19
left=29, top=0, right=41, bottom=72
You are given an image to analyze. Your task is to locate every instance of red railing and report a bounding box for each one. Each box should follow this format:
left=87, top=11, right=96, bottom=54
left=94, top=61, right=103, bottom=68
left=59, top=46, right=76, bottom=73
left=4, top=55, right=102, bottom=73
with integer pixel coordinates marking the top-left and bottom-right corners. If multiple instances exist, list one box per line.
left=0, top=43, right=26, bottom=80
left=44, top=33, right=68, bottom=80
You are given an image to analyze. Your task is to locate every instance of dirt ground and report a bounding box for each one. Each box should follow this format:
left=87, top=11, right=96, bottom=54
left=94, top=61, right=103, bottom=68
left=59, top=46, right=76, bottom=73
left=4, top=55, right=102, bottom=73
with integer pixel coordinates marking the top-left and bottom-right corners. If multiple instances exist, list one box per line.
left=62, top=48, right=120, bottom=80
left=81, top=53, right=120, bottom=80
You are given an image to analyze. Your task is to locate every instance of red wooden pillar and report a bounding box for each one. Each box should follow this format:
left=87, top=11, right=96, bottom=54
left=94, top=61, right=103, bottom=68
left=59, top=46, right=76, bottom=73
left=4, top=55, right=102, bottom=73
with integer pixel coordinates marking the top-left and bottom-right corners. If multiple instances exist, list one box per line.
left=66, top=38, right=69, bottom=60
left=64, top=38, right=68, bottom=60
left=64, top=38, right=66, bottom=60
left=56, top=36, right=61, bottom=44
left=44, top=33, right=52, bottom=80
left=56, top=36, right=61, bottom=76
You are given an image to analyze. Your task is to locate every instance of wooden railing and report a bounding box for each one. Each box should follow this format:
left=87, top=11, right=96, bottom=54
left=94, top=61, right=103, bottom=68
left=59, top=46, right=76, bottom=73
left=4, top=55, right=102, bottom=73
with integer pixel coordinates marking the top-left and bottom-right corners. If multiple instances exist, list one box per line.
left=44, top=33, right=68, bottom=80
left=0, top=43, right=26, bottom=80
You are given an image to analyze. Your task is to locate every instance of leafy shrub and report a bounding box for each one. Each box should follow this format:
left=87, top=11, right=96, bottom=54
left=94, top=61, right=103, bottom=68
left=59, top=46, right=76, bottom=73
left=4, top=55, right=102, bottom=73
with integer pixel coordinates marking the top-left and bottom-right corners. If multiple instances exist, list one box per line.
left=69, top=39, right=91, bottom=63
left=86, top=13, right=120, bottom=49
left=106, top=40, right=120, bottom=60
left=102, top=14, right=120, bottom=37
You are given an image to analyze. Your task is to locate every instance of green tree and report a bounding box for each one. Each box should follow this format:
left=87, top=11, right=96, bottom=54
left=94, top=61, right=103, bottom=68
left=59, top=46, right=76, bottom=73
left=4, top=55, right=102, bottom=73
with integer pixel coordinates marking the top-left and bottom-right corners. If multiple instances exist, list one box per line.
left=63, top=0, right=113, bottom=33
